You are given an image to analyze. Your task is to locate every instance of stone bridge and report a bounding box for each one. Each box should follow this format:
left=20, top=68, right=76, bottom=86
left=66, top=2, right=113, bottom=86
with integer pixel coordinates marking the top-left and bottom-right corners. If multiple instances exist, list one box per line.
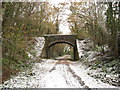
left=41, top=34, right=79, bottom=60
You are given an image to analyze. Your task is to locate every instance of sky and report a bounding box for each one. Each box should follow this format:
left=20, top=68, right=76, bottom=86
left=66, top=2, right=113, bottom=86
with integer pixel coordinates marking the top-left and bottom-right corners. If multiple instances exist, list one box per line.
left=59, top=4, right=71, bottom=34
left=50, top=0, right=72, bottom=34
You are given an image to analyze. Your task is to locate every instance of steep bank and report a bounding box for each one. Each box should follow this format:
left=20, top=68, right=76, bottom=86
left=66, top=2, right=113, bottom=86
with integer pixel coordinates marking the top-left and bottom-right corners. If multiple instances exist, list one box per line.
left=76, top=39, right=119, bottom=86
left=2, top=37, right=45, bottom=83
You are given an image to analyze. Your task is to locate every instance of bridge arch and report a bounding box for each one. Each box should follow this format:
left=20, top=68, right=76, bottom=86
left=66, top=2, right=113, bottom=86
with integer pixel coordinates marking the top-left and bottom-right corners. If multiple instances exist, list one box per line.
left=48, top=40, right=75, bottom=48
left=48, top=40, right=75, bottom=59
left=42, top=34, right=79, bottom=60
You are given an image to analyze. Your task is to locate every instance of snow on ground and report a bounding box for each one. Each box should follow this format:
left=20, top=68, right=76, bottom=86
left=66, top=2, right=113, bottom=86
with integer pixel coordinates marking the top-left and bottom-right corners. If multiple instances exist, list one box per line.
left=34, top=37, right=45, bottom=57
left=76, top=39, right=119, bottom=87
left=2, top=59, right=57, bottom=88
left=70, top=62, right=116, bottom=88
left=39, top=64, right=83, bottom=88
left=1, top=38, right=118, bottom=88
left=76, top=39, right=99, bottom=61
left=27, top=37, right=45, bottom=59
left=1, top=60, right=117, bottom=88
left=76, top=39, right=85, bottom=58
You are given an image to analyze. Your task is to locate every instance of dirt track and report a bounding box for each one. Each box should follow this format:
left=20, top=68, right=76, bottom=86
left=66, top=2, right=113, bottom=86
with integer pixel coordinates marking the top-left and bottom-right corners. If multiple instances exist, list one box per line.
left=1, top=59, right=116, bottom=88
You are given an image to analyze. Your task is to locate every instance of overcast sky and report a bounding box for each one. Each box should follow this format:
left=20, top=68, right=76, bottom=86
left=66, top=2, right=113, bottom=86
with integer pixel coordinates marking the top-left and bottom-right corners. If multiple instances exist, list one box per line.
left=50, top=0, right=72, bottom=34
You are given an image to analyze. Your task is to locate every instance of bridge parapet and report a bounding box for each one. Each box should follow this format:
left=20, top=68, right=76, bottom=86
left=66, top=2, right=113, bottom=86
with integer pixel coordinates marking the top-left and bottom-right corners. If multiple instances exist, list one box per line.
left=44, top=34, right=77, bottom=47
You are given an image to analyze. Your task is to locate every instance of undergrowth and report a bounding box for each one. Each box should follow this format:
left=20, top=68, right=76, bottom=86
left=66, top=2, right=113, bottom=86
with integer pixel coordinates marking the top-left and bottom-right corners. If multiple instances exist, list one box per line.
left=1, top=57, right=33, bottom=83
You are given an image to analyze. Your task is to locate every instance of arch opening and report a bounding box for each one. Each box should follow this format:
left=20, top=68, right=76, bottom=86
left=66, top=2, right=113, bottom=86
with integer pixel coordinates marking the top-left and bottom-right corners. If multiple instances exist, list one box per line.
left=49, top=43, right=74, bottom=60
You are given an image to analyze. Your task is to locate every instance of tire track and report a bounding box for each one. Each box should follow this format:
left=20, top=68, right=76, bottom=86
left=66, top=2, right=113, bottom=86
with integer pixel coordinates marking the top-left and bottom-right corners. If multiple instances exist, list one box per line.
left=67, top=63, right=91, bottom=90
left=48, top=60, right=91, bottom=89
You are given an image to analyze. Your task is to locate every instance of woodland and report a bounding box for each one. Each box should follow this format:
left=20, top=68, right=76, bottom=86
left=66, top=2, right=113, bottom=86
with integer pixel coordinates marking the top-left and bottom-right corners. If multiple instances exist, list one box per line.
left=1, top=2, right=120, bottom=84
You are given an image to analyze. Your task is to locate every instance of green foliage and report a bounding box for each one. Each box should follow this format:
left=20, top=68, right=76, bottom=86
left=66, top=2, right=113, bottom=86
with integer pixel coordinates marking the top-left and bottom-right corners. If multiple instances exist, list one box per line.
left=2, top=3, right=60, bottom=56
left=68, top=2, right=120, bottom=58
left=2, top=2, right=61, bottom=80
left=50, top=44, right=74, bottom=59
left=92, top=45, right=102, bottom=52
left=2, top=58, right=9, bottom=65
left=89, top=59, right=119, bottom=74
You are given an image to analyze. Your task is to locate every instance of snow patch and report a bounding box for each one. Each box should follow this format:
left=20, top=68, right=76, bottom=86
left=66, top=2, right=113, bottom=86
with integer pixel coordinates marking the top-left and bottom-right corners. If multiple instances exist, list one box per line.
left=34, top=37, right=45, bottom=57
left=70, top=63, right=116, bottom=88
